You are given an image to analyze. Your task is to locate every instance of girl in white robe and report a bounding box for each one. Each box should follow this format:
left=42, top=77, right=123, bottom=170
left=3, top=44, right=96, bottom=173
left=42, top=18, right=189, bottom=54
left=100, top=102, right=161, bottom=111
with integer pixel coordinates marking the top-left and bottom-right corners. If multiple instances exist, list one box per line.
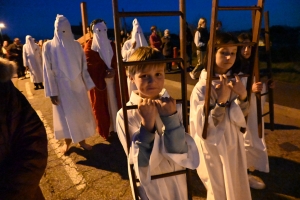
left=238, top=32, right=273, bottom=189
left=116, top=47, right=199, bottom=200
left=43, top=15, right=96, bottom=152
left=22, top=35, right=44, bottom=89
left=189, top=32, right=252, bottom=200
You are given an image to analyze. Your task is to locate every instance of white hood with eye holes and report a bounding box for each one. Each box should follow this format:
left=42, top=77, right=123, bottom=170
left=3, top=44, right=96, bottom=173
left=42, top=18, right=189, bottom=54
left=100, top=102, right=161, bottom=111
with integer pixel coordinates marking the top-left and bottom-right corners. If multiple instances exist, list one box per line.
left=50, top=14, right=81, bottom=81
left=91, top=21, right=113, bottom=69
left=131, top=18, right=148, bottom=51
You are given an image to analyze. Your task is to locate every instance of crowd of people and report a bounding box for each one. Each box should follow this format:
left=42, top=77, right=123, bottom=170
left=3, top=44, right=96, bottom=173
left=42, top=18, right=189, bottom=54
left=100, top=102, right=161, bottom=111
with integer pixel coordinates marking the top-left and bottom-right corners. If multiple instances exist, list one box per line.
left=0, top=14, right=274, bottom=200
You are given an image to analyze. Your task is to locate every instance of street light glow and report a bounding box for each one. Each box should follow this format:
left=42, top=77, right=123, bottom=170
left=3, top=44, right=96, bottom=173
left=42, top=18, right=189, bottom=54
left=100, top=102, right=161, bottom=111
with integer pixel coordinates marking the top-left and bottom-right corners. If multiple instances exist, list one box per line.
left=0, top=23, right=5, bottom=28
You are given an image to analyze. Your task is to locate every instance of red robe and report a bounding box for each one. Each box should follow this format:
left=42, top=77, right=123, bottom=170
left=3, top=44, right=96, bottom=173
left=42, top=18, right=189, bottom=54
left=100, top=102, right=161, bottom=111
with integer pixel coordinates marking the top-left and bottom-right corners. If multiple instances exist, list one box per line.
left=84, top=39, right=121, bottom=139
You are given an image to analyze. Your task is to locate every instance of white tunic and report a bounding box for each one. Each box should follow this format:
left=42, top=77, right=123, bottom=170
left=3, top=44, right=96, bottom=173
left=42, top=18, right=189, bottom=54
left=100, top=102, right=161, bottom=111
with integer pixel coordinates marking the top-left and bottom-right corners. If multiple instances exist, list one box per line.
left=243, top=78, right=269, bottom=172
left=22, top=36, right=43, bottom=83
left=116, top=89, right=199, bottom=200
left=43, top=40, right=96, bottom=143
left=189, top=70, right=252, bottom=200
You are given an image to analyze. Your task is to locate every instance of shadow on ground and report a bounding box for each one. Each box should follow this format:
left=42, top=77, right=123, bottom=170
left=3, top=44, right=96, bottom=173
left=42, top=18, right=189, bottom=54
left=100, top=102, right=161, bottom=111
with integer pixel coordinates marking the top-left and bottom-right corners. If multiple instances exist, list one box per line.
left=265, top=122, right=300, bottom=130
left=250, top=156, right=300, bottom=200
left=66, top=133, right=129, bottom=180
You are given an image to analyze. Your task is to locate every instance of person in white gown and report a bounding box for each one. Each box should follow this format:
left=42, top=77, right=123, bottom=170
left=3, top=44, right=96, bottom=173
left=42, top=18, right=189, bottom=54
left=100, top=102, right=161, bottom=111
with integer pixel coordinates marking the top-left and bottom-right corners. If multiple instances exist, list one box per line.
left=121, top=18, right=148, bottom=97
left=238, top=32, right=274, bottom=189
left=116, top=47, right=199, bottom=200
left=43, top=14, right=96, bottom=153
left=22, top=35, right=44, bottom=90
left=189, top=32, right=252, bottom=200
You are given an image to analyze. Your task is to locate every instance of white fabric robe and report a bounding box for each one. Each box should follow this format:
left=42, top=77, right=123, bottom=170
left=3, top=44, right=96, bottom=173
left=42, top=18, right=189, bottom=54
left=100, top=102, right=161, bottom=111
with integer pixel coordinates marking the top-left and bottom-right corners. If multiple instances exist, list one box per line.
left=116, top=89, right=199, bottom=200
left=43, top=15, right=96, bottom=143
left=189, top=70, right=251, bottom=200
left=22, top=36, right=43, bottom=83
left=243, top=78, right=269, bottom=172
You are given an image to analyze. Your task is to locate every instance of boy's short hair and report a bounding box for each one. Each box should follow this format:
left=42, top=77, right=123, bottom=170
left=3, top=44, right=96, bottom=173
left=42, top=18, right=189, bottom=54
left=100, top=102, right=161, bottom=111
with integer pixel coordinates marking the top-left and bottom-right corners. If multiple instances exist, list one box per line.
left=150, top=26, right=157, bottom=32
left=127, top=47, right=164, bottom=76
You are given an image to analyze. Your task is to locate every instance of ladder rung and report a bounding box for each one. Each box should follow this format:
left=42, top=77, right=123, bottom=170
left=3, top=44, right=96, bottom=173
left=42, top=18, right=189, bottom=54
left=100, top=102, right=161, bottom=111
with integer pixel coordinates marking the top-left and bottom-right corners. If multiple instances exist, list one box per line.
left=261, top=92, right=269, bottom=96
left=262, top=112, right=270, bottom=117
left=136, top=169, right=187, bottom=182
left=218, top=6, right=262, bottom=11
left=214, top=42, right=256, bottom=48
left=127, top=99, right=183, bottom=110
left=119, top=11, right=182, bottom=17
left=123, top=58, right=183, bottom=66
left=212, top=74, right=249, bottom=80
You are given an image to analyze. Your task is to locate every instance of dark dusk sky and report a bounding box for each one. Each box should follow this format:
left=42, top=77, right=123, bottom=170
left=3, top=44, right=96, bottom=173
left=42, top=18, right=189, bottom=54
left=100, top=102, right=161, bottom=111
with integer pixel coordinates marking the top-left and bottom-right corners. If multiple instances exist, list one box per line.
left=0, top=0, right=299, bottom=42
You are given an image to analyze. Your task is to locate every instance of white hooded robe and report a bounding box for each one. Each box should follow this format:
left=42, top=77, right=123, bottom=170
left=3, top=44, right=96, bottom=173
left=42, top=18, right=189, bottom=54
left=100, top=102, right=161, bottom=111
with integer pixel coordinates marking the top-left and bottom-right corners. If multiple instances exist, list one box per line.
left=43, top=15, right=96, bottom=143
left=121, top=19, right=148, bottom=97
left=23, top=35, right=43, bottom=83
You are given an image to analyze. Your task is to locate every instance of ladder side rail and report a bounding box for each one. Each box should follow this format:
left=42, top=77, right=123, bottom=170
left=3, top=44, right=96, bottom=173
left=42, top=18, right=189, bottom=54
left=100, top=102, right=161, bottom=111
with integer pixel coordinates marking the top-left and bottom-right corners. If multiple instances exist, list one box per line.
left=179, top=0, right=188, bottom=131
left=252, top=0, right=265, bottom=138
left=179, top=1, right=191, bottom=199
left=119, top=11, right=182, bottom=17
left=202, top=0, right=219, bottom=139
left=112, top=0, right=140, bottom=198
left=264, top=11, right=275, bottom=131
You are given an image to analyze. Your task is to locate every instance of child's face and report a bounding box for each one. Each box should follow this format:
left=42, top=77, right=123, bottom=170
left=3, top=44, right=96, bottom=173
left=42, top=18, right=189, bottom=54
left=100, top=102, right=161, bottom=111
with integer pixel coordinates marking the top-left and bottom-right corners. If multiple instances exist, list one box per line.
left=130, top=65, right=165, bottom=99
left=241, top=39, right=252, bottom=59
left=215, top=45, right=237, bottom=74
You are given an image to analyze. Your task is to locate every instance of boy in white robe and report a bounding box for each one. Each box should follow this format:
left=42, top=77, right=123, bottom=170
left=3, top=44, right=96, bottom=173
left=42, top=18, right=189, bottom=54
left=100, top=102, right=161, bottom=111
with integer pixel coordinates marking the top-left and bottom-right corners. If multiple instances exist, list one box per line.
left=43, top=15, right=96, bottom=153
left=116, top=47, right=199, bottom=200
left=23, top=35, right=44, bottom=90
left=189, top=32, right=252, bottom=200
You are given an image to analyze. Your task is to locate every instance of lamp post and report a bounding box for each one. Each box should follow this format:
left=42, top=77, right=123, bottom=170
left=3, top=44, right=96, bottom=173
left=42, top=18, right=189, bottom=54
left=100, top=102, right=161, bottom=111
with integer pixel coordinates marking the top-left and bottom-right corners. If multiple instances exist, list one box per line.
left=0, top=23, right=5, bottom=43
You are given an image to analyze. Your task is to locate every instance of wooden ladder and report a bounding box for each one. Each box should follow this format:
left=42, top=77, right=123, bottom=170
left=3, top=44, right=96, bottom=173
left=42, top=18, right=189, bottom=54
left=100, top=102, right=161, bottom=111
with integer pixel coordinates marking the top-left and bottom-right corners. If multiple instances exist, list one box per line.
left=260, top=11, right=275, bottom=132
left=112, top=0, right=192, bottom=199
left=202, top=0, right=265, bottom=139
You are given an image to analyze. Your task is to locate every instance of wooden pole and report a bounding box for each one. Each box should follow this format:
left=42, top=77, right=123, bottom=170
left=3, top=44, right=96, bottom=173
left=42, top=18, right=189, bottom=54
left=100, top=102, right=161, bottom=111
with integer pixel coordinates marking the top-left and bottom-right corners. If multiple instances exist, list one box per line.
left=80, top=2, right=88, bottom=44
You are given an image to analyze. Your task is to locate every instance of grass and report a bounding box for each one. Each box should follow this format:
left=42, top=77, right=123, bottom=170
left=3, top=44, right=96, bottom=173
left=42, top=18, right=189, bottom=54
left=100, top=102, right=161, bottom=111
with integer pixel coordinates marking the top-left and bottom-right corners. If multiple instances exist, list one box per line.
left=259, top=62, right=300, bottom=84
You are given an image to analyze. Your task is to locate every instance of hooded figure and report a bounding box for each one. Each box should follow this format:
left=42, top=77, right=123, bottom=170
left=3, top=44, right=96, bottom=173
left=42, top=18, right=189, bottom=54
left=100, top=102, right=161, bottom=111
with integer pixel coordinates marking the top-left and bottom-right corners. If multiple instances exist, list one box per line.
left=84, top=19, right=121, bottom=139
left=121, top=18, right=148, bottom=61
left=43, top=14, right=96, bottom=152
left=121, top=18, right=148, bottom=97
left=22, top=35, right=44, bottom=89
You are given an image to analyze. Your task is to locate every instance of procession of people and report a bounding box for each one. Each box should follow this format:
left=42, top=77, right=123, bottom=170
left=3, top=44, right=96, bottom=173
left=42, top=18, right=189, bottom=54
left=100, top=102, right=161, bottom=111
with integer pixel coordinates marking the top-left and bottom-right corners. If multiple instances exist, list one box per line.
left=0, top=9, right=276, bottom=199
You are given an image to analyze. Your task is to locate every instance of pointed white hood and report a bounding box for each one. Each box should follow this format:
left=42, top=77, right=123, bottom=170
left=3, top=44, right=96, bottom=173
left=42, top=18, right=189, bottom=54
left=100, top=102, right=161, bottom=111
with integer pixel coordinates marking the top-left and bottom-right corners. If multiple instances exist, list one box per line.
left=131, top=18, right=148, bottom=50
left=91, top=21, right=113, bottom=69
left=50, top=14, right=81, bottom=80
left=25, top=35, right=37, bottom=55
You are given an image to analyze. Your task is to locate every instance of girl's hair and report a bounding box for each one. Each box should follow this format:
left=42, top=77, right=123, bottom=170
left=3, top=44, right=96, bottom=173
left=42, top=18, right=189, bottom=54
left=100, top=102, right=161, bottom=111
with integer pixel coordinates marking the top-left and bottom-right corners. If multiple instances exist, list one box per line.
left=128, top=47, right=164, bottom=76
left=198, top=18, right=206, bottom=28
left=204, top=32, right=241, bottom=74
left=237, top=32, right=253, bottom=74
left=237, top=32, right=252, bottom=43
